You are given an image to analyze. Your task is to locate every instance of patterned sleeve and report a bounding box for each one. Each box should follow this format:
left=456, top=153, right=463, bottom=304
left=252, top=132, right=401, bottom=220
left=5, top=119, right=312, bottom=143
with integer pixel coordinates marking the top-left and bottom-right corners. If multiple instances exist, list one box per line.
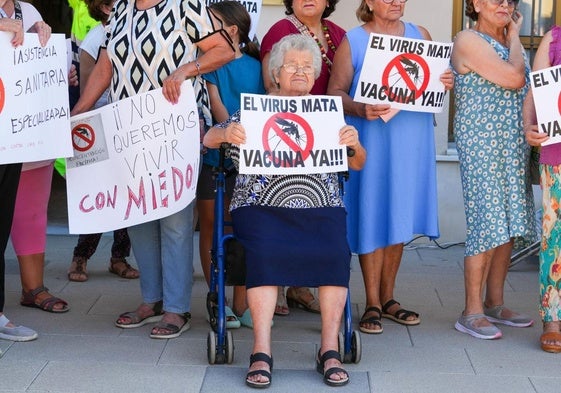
left=102, top=0, right=124, bottom=49
left=183, top=0, right=216, bottom=43
left=214, top=111, right=241, bottom=169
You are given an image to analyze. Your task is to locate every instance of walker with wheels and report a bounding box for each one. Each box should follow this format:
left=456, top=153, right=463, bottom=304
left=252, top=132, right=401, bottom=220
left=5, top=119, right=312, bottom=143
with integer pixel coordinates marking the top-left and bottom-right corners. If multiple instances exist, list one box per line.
left=206, top=144, right=235, bottom=364
left=205, top=145, right=362, bottom=365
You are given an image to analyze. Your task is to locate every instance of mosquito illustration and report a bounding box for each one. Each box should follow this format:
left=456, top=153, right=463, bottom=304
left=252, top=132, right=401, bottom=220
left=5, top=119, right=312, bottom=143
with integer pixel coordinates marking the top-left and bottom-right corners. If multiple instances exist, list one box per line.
left=77, top=127, right=91, bottom=137
left=269, top=117, right=306, bottom=152
left=399, top=56, right=420, bottom=83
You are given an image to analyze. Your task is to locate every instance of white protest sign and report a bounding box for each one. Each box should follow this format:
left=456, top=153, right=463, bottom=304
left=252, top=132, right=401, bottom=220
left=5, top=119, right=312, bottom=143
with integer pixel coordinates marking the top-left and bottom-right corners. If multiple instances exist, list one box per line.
left=0, top=32, right=72, bottom=164
left=353, top=33, right=452, bottom=113
left=66, top=82, right=200, bottom=234
left=239, top=94, right=347, bottom=175
left=206, top=0, right=262, bottom=40
left=530, top=64, right=561, bottom=146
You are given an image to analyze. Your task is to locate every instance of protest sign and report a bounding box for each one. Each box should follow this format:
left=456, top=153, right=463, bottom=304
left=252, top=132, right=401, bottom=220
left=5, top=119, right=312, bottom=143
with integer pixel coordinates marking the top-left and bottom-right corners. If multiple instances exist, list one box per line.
left=239, top=94, right=347, bottom=175
left=0, top=32, right=72, bottom=164
left=353, top=33, right=452, bottom=113
left=206, top=0, right=262, bottom=40
left=530, top=64, right=561, bottom=146
left=66, top=82, right=200, bottom=234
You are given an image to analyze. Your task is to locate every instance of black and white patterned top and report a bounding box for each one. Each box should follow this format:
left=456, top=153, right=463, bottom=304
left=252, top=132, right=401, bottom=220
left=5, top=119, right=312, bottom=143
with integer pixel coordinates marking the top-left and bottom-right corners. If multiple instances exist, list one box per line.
left=216, top=111, right=345, bottom=211
left=104, top=0, right=218, bottom=124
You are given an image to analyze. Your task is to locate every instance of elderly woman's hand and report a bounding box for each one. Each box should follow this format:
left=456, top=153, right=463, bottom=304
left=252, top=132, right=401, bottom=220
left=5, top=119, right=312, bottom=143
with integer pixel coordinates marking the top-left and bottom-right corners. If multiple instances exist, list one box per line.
left=339, top=125, right=359, bottom=149
left=224, top=121, right=246, bottom=145
left=360, top=103, right=391, bottom=121
left=0, top=17, right=23, bottom=47
left=29, top=20, right=51, bottom=46
left=525, top=124, right=548, bottom=147
left=507, top=11, right=523, bottom=43
left=440, top=68, right=454, bottom=91
left=162, top=68, right=188, bottom=104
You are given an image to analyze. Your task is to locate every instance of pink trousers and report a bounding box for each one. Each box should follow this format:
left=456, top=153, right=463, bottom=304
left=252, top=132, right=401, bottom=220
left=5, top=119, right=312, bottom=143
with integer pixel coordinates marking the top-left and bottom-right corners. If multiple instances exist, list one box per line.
left=11, top=164, right=53, bottom=255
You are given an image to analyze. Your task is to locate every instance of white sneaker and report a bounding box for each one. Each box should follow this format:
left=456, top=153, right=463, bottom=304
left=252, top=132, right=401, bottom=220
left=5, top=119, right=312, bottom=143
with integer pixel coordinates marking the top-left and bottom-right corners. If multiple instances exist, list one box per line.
left=0, top=314, right=38, bottom=342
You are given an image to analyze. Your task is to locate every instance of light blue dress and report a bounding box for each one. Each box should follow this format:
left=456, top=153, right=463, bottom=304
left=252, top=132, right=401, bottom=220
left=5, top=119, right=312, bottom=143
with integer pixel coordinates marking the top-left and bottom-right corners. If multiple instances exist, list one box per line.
left=344, top=23, right=439, bottom=254
left=453, top=30, right=535, bottom=256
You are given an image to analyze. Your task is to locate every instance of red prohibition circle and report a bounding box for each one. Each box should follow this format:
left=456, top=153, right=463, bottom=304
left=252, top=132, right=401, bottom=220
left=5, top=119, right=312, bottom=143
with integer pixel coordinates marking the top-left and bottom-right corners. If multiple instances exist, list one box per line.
left=0, top=78, right=5, bottom=115
left=557, top=91, right=561, bottom=116
left=262, top=112, right=314, bottom=165
left=382, top=53, right=430, bottom=101
left=72, top=123, right=96, bottom=152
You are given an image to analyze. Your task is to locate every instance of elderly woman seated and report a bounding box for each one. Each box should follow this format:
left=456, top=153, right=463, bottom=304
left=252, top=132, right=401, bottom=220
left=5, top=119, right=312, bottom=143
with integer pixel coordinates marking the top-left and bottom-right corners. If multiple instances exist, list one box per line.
left=203, top=34, right=366, bottom=389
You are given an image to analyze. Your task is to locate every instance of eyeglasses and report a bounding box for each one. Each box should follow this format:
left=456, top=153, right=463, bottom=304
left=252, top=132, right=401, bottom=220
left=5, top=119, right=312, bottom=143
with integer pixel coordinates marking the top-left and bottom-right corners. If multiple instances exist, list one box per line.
left=281, top=63, right=315, bottom=74
left=381, top=0, right=408, bottom=4
left=488, top=0, right=519, bottom=7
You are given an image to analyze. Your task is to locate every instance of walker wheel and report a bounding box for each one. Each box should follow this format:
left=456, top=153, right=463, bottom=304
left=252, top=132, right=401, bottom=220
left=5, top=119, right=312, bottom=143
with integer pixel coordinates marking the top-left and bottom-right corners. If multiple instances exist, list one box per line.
left=226, top=330, right=234, bottom=364
left=207, top=331, right=217, bottom=364
left=337, top=331, right=345, bottom=360
left=351, top=330, right=362, bottom=363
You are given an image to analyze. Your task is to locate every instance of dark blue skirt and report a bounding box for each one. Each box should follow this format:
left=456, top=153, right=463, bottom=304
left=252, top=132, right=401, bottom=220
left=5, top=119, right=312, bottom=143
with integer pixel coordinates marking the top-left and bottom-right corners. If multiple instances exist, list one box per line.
left=232, top=206, right=351, bottom=289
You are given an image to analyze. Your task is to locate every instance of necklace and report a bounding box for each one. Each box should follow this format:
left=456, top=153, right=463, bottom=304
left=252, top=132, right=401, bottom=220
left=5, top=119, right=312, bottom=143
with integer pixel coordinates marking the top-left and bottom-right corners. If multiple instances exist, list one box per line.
left=306, top=22, right=337, bottom=68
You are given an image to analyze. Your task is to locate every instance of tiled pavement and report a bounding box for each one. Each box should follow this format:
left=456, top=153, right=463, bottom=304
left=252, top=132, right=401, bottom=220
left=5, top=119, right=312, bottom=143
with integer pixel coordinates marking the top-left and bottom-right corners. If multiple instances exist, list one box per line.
left=1, top=227, right=556, bottom=392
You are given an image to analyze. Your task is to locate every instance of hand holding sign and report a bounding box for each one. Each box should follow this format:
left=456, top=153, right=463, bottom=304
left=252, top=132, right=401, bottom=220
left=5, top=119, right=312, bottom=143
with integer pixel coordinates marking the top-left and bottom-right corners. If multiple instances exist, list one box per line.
left=530, top=64, right=561, bottom=146
left=240, top=94, right=348, bottom=175
left=0, top=18, right=24, bottom=47
left=66, top=82, right=201, bottom=234
left=0, top=32, right=72, bottom=164
left=353, top=33, right=453, bottom=113
left=224, top=120, right=247, bottom=145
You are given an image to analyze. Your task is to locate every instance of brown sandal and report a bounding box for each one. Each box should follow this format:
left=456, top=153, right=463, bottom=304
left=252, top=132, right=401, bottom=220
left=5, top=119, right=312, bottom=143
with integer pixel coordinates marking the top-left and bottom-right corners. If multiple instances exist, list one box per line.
left=109, top=257, right=139, bottom=279
left=68, top=256, right=88, bottom=282
left=20, top=286, right=70, bottom=313
left=541, top=331, right=561, bottom=353
left=286, top=286, right=320, bottom=313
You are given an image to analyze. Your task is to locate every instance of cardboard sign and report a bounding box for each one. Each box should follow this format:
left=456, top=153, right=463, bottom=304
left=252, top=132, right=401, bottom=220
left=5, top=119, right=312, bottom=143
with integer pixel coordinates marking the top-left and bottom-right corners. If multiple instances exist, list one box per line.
left=66, top=82, right=200, bottom=234
left=353, top=33, right=452, bottom=113
left=0, top=32, right=73, bottom=164
left=530, top=64, right=561, bottom=146
left=239, top=94, right=348, bottom=175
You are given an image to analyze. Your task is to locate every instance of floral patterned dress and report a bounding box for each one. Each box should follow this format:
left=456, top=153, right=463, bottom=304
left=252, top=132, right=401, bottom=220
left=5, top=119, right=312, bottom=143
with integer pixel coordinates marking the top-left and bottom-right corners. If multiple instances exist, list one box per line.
left=539, top=26, right=561, bottom=322
left=540, top=166, right=561, bottom=321
left=453, top=30, right=535, bottom=257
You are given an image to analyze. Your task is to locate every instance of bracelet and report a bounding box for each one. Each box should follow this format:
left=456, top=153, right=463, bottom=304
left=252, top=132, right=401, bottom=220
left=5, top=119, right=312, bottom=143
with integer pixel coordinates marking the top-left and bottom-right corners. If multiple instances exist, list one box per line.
left=194, top=60, right=201, bottom=76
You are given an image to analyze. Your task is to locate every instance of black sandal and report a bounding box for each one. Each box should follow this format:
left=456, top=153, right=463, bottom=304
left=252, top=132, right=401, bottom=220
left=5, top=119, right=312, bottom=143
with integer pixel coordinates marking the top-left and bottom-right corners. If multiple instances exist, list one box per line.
left=316, top=350, right=349, bottom=387
left=359, top=306, right=383, bottom=334
left=382, top=299, right=420, bottom=326
left=246, top=352, right=273, bottom=389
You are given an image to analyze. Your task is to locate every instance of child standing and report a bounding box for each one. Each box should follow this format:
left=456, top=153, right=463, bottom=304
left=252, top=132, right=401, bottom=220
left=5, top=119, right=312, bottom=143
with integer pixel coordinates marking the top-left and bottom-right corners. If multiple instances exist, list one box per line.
left=198, top=0, right=264, bottom=329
